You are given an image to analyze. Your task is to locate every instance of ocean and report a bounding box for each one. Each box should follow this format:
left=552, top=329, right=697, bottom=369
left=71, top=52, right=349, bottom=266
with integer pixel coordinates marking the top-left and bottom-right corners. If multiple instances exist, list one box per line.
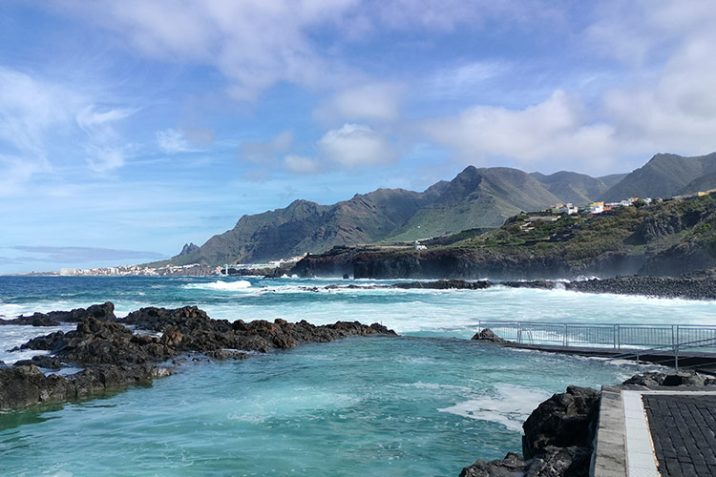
left=1, top=276, right=714, bottom=476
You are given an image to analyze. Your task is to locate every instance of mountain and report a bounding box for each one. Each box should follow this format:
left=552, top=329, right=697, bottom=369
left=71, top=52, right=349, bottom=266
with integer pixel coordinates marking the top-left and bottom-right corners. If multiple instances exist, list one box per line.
left=598, top=173, right=628, bottom=189
left=293, top=192, right=716, bottom=279
left=680, top=172, right=716, bottom=195
left=601, top=152, right=716, bottom=201
left=170, top=152, right=716, bottom=267
left=172, top=166, right=575, bottom=266
left=178, top=243, right=200, bottom=256
left=173, top=189, right=425, bottom=266
left=387, top=167, right=562, bottom=241
left=530, top=171, right=612, bottom=205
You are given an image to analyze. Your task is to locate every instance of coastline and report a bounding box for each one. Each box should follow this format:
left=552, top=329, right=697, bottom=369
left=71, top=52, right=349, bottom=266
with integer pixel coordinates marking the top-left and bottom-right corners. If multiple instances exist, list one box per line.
left=289, top=275, right=716, bottom=301
left=0, top=302, right=395, bottom=411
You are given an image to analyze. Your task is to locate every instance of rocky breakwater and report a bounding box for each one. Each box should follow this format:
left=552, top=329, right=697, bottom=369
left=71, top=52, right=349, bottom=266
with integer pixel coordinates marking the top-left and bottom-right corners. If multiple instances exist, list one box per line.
left=0, top=303, right=395, bottom=411
left=499, top=272, right=716, bottom=300
left=0, top=301, right=115, bottom=326
left=566, top=275, right=716, bottom=300
left=459, top=368, right=716, bottom=477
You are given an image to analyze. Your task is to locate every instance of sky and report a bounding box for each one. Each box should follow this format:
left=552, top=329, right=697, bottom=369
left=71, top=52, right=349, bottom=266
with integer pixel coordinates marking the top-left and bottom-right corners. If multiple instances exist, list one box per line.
left=1, top=0, right=716, bottom=273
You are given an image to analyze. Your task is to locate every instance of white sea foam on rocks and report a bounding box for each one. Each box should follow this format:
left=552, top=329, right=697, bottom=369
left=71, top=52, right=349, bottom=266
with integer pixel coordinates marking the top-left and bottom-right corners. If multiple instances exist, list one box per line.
left=438, top=384, right=551, bottom=432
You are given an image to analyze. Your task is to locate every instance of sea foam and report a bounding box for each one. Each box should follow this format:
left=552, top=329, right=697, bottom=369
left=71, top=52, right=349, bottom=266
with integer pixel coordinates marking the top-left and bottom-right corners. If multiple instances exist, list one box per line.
left=184, top=280, right=252, bottom=291
left=438, top=384, right=551, bottom=432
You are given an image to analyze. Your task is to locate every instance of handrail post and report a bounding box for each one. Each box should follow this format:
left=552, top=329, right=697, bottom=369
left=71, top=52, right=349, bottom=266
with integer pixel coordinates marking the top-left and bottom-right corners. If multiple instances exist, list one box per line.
left=518, top=322, right=522, bottom=344
left=676, top=325, right=680, bottom=348
left=675, top=344, right=679, bottom=371
left=613, top=324, right=617, bottom=350
left=564, top=324, right=568, bottom=348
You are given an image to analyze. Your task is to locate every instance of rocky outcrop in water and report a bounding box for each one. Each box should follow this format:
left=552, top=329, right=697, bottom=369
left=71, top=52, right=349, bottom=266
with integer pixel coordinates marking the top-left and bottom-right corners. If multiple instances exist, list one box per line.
left=0, top=364, right=161, bottom=411
left=565, top=276, right=716, bottom=300
left=461, top=386, right=599, bottom=477
left=0, top=303, right=395, bottom=411
left=470, top=328, right=506, bottom=344
left=460, top=371, right=716, bottom=477
left=0, top=302, right=116, bottom=326
left=393, top=280, right=490, bottom=290
left=498, top=275, right=716, bottom=300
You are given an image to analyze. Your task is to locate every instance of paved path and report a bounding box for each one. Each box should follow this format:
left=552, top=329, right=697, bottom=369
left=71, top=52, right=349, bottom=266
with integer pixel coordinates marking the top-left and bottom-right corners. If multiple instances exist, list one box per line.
left=644, top=395, right=716, bottom=476
left=592, top=389, right=716, bottom=477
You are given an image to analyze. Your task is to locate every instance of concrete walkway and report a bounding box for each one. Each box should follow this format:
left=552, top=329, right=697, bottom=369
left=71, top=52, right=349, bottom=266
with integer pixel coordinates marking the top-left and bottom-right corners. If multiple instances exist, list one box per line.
left=592, top=388, right=716, bottom=477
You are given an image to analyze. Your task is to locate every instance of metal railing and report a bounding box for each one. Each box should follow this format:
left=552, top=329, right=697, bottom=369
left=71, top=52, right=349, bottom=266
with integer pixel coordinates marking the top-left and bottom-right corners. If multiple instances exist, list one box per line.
left=608, top=336, right=716, bottom=371
left=476, top=320, right=716, bottom=355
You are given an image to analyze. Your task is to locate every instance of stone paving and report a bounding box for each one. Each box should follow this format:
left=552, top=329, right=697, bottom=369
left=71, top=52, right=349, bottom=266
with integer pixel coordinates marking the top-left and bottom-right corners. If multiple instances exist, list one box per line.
left=643, top=394, right=716, bottom=477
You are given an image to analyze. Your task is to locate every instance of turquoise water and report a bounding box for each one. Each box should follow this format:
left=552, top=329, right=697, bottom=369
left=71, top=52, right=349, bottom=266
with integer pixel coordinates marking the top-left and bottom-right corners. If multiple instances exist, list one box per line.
left=1, top=276, right=715, bottom=476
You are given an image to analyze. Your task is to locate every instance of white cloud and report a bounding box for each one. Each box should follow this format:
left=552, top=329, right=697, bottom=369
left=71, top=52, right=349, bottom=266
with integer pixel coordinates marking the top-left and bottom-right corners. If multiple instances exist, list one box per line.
left=424, top=91, right=618, bottom=171
left=315, top=82, right=403, bottom=122
left=318, top=123, right=394, bottom=167
left=588, top=0, right=716, bottom=157
left=0, top=155, right=45, bottom=197
left=86, top=146, right=125, bottom=173
left=365, top=0, right=561, bottom=32
left=586, top=0, right=716, bottom=65
left=76, top=106, right=136, bottom=130
left=156, top=128, right=194, bottom=154
left=423, top=1, right=716, bottom=172
left=283, top=154, right=320, bottom=174
left=426, top=61, right=509, bottom=99
left=59, top=1, right=560, bottom=101
left=0, top=66, right=136, bottom=188
left=0, top=67, right=76, bottom=162
left=64, top=0, right=358, bottom=101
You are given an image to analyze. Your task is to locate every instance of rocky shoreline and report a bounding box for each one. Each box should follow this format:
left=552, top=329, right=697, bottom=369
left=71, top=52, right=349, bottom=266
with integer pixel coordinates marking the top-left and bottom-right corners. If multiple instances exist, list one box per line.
left=0, top=303, right=395, bottom=411
left=282, top=275, right=716, bottom=300
left=503, top=274, right=716, bottom=300
left=459, top=368, right=716, bottom=477
left=3, top=304, right=715, bottom=476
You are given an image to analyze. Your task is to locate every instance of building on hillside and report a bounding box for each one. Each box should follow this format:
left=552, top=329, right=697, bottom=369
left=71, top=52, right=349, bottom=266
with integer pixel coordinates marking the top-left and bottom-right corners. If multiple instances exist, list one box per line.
left=414, top=240, right=427, bottom=251
left=589, top=201, right=605, bottom=214
left=559, top=203, right=579, bottom=215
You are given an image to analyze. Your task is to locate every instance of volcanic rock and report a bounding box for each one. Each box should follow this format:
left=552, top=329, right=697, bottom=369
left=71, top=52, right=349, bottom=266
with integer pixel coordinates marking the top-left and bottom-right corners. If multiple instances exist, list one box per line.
left=1, top=303, right=396, bottom=411
left=522, top=386, right=600, bottom=459
left=470, top=328, right=506, bottom=344
left=0, top=302, right=116, bottom=326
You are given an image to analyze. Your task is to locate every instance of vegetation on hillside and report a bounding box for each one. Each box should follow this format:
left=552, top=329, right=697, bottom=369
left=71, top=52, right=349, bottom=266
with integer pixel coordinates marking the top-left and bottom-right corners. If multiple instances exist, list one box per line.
left=446, top=195, right=716, bottom=267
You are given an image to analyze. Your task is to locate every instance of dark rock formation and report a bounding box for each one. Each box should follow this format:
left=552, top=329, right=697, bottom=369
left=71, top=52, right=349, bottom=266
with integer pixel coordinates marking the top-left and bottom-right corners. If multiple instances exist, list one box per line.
left=460, top=385, right=599, bottom=477
left=521, top=386, right=599, bottom=459
left=459, top=452, right=527, bottom=477
left=622, top=371, right=716, bottom=388
left=460, top=371, right=715, bottom=477
left=471, top=328, right=506, bottom=344
left=0, top=303, right=396, bottom=411
left=501, top=280, right=559, bottom=290
left=566, top=276, right=716, bottom=300
left=0, top=302, right=116, bottom=326
left=0, top=364, right=159, bottom=411
left=393, top=279, right=490, bottom=290
left=121, top=306, right=395, bottom=354
left=16, top=317, right=170, bottom=366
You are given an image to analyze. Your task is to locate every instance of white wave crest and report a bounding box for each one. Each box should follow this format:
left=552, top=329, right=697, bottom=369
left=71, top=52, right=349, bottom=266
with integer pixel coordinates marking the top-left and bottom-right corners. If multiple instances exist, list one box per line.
left=184, top=280, right=252, bottom=291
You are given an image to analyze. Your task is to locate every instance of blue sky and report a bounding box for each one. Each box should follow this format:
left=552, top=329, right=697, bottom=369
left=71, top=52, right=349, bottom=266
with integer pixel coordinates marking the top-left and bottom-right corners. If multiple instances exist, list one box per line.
left=1, top=0, right=715, bottom=273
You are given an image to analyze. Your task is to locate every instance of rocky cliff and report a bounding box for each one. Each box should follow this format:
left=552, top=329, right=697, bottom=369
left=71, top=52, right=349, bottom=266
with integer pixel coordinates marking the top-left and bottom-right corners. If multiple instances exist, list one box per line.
left=292, top=193, right=716, bottom=279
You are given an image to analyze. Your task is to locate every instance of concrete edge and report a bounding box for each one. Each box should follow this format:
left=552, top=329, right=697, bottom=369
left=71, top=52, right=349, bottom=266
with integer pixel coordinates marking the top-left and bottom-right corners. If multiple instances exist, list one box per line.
left=591, top=386, right=628, bottom=477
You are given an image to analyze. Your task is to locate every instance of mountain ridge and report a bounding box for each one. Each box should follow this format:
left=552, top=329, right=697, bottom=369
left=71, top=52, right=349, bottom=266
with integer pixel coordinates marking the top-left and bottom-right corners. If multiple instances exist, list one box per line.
left=172, top=152, right=716, bottom=266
